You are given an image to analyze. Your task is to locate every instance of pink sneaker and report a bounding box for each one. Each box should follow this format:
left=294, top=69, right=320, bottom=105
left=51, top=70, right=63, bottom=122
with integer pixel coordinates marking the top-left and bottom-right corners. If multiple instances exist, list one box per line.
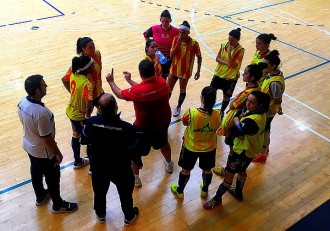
left=253, top=149, right=269, bottom=162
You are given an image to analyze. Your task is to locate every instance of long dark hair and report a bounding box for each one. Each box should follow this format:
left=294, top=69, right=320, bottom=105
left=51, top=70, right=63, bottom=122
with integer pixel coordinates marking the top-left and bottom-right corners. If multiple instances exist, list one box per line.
left=76, top=37, right=93, bottom=54
left=201, top=86, right=217, bottom=114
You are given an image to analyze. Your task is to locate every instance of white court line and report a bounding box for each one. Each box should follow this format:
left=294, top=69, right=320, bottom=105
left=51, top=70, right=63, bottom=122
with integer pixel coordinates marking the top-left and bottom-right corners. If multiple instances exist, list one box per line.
left=283, top=93, right=330, bottom=120
left=283, top=114, right=330, bottom=143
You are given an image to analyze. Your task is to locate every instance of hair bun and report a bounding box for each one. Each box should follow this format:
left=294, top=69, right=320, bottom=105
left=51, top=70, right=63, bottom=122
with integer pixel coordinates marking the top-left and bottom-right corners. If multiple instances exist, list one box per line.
left=229, top=28, right=241, bottom=40
left=160, top=10, right=171, bottom=19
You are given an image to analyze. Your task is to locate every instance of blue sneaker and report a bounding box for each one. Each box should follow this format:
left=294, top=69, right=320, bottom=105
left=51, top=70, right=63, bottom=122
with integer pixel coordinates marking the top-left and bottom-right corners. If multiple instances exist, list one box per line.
left=73, top=158, right=89, bottom=169
left=52, top=201, right=78, bottom=213
left=124, top=207, right=139, bottom=226
left=36, top=190, right=50, bottom=206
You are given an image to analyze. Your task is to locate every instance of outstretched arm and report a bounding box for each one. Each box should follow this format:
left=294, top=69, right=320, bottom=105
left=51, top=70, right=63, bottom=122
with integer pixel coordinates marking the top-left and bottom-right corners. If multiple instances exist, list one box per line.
left=106, top=68, right=123, bottom=99
left=123, top=71, right=138, bottom=86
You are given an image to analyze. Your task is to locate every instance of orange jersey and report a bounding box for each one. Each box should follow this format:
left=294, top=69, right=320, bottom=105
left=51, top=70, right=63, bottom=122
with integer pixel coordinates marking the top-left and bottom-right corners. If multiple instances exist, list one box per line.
left=144, top=55, right=162, bottom=77
left=170, top=36, right=201, bottom=79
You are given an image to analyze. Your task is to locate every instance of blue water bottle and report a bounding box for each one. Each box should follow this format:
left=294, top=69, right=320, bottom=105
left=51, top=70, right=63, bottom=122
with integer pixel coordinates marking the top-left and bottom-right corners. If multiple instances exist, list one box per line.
left=155, top=50, right=167, bottom=64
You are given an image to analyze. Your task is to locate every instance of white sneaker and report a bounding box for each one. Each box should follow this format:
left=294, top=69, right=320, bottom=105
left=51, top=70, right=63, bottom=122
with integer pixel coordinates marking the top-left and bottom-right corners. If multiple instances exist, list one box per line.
left=134, top=176, right=142, bottom=187
left=173, top=107, right=181, bottom=117
left=164, top=160, right=173, bottom=173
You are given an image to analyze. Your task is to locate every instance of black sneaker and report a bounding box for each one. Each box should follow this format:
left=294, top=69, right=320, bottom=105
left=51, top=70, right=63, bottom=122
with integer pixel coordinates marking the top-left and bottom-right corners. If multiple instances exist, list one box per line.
left=36, top=190, right=50, bottom=206
left=228, top=188, right=243, bottom=201
left=52, top=200, right=78, bottom=213
left=97, top=214, right=106, bottom=224
left=124, top=207, right=139, bottom=226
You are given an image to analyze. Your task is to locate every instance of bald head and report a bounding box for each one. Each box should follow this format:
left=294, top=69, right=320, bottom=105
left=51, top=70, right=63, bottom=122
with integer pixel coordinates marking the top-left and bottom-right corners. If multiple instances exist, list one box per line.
left=98, top=93, right=118, bottom=116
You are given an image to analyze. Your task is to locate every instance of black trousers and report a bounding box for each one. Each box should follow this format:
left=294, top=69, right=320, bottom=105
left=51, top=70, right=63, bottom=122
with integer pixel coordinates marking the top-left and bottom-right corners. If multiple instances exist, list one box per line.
left=91, top=166, right=135, bottom=220
left=28, top=154, right=63, bottom=207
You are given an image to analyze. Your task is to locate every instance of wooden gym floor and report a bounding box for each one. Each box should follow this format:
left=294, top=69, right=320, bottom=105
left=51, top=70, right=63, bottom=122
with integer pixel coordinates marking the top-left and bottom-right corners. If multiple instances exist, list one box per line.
left=0, top=0, right=329, bottom=230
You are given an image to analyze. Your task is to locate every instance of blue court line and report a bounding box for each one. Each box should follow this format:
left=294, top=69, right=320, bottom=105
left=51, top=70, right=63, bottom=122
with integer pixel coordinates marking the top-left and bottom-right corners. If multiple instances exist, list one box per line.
left=8, top=20, right=33, bottom=26
left=284, top=61, right=329, bottom=80
left=1, top=0, right=64, bottom=28
left=40, top=0, right=65, bottom=16
left=224, top=0, right=294, bottom=17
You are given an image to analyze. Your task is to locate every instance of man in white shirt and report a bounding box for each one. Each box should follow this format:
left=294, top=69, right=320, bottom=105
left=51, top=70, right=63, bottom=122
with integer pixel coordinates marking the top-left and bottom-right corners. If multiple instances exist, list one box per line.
left=18, top=74, right=77, bottom=213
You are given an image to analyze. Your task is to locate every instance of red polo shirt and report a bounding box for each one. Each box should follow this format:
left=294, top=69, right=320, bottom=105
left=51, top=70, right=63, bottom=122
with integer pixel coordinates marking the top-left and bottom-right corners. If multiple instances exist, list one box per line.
left=121, top=77, right=171, bottom=131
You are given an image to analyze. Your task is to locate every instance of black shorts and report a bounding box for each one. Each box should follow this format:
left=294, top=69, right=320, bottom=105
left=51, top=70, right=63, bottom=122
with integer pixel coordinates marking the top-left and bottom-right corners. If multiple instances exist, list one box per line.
left=178, top=146, right=216, bottom=170
left=210, top=75, right=238, bottom=97
left=265, top=115, right=275, bottom=132
left=69, top=118, right=87, bottom=134
left=133, top=126, right=169, bottom=156
left=225, top=150, right=253, bottom=174
left=161, top=58, right=172, bottom=79
left=69, top=118, right=88, bottom=144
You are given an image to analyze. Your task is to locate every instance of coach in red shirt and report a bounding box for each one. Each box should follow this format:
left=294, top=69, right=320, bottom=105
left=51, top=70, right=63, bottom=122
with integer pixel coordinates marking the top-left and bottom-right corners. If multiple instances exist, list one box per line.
left=106, top=60, right=173, bottom=187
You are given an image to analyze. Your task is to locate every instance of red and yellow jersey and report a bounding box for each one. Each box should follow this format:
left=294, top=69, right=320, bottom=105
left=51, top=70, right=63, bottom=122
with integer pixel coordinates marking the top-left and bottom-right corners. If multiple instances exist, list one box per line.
left=182, top=108, right=222, bottom=152
left=66, top=73, right=93, bottom=121
left=231, top=85, right=260, bottom=109
left=144, top=55, right=162, bottom=77
left=63, top=50, right=102, bottom=99
left=170, top=36, right=201, bottom=79
left=219, top=85, right=260, bottom=136
left=250, top=50, right=271, bottom=86
left=214, top=42, right=244, bottom=80
left=261, top=73, right=285, bottom=114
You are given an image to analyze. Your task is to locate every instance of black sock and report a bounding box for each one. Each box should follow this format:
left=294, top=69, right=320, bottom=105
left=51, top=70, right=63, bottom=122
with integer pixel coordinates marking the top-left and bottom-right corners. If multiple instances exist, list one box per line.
left=221, top=100, right=230, bottom=113
left=202, top=172, right=213, bottom=191
left=71, top=137, right=81, bottom=163
left=178, top=172, right=190, bottom=194
left=235, top=173, right=247, bottom=196
left=178, top=92, right=187, bottom=108
left=214, top=180, right=231, bottom=201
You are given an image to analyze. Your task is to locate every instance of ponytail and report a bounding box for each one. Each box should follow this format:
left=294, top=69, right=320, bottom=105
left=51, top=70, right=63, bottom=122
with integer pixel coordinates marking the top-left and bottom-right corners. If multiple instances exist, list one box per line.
left=257, top=33, right=277, bottom=44
left=265, top=50, right=281, bottom=69
left=76, top=37, right=93, bottom=54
